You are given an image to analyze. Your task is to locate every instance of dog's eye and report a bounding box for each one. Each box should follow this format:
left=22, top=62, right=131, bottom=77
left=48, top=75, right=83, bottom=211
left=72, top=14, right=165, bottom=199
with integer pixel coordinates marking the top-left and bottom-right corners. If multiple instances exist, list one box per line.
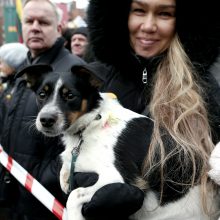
left=38, top=91, right=46, bottom=99
left=61, top=88, right=79, bottom=101
left=66, top=92, right=74, bottom=100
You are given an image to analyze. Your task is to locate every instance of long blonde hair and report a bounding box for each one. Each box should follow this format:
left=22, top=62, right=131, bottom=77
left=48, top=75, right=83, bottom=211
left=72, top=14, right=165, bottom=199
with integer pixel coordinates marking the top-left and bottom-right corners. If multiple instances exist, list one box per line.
left=143, top=34, right=214, bottom=212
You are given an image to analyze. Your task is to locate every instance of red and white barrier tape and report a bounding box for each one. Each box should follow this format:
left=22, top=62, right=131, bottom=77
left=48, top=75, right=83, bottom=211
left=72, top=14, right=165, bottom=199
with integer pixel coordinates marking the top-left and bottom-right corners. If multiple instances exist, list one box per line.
left=0, top=144, right=67, bottom=220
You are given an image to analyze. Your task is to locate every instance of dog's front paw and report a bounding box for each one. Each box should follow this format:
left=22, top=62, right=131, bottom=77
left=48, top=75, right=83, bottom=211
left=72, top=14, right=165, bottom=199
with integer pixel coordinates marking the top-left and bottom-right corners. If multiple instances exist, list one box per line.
left=66, top=188, right=92, bottom=220
left=208, top=142, right=220, bottom=185
left=60, top=166, right=70, bottom=194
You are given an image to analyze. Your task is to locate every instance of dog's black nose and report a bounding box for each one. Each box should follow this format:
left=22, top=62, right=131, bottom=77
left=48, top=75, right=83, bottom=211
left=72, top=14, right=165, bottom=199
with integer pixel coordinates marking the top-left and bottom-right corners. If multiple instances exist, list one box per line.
left=40, top=113, right=57, bottom=128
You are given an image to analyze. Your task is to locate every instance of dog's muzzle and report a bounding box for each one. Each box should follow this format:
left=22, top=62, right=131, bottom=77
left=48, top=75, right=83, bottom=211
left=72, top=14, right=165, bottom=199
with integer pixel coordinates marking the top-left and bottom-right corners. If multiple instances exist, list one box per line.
left=40, top=112, right=58, bottom=128
left=36, top=111, right=63, bottom=137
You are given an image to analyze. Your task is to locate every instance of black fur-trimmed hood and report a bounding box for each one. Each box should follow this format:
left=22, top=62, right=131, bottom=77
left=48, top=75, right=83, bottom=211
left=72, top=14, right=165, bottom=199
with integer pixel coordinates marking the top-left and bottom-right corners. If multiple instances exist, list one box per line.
left=87, top=0, right=220, bottom=73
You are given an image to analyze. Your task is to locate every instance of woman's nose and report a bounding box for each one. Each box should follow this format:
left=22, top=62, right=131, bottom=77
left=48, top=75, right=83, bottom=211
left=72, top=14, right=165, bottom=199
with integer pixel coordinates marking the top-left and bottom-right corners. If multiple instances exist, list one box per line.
left=140, top=14, right=157, bottom=32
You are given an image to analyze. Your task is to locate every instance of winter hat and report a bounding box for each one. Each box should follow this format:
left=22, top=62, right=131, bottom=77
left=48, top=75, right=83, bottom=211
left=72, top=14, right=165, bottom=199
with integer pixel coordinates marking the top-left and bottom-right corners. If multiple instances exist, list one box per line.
left=0, top=43, right=28, bottom=70
left=72, top=27, right=88, bottom=38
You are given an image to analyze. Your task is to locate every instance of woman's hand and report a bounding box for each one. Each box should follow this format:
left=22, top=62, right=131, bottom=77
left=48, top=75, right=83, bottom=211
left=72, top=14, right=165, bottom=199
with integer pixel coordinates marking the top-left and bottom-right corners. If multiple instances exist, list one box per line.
left=71, top=172, right=145, bottom=220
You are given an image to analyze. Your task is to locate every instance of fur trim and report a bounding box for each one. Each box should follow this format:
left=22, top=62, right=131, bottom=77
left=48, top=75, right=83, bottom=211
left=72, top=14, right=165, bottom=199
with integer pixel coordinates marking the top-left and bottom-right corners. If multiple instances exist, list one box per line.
left=177, top=0, right=220, bottom=69
left=87, top=0, right=132, bottom=68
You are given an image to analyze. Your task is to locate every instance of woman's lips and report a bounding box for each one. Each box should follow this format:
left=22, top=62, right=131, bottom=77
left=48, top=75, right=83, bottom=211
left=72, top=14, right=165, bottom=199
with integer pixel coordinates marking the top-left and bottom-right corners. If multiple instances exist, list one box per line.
left=139, top=38, right=158, bottom=46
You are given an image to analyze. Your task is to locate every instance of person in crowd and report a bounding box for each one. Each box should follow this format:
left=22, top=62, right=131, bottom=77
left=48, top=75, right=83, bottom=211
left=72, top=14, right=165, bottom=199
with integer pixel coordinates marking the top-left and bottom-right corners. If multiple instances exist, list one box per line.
left=62, top=26, right=96, bottom=62
left=70, top=27, right=89, bottom=58
left=0, top=42, right=28, bottom=135
left=67, top=0, right=220, bottom=219
left=208, top=48, right=220, bottom=86
left=0, top=43, right=28, bottom=97
left=0, top=0, right=85, bottom=219
left=206, top=48, right=220, bottom=188
left=0, top=42, right=28, bottom=220
left=62, top=27, right=75, bottom=51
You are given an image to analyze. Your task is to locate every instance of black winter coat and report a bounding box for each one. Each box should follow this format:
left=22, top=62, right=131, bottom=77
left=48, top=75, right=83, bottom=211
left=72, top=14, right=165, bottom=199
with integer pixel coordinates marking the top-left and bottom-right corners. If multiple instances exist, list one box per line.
left=0, top=37, right=85, bottom=219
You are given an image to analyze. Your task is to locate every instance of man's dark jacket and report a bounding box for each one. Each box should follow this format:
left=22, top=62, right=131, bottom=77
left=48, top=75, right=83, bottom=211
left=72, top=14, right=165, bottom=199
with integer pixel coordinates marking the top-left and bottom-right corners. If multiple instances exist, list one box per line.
left=0, top=37, right=85, bottom=219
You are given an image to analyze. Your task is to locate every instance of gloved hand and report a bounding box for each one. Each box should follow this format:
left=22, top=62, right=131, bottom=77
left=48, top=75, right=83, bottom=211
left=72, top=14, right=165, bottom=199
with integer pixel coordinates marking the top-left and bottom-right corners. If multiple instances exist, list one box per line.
left=71, top=172, right=99, bottom=188
left=71, top=172, right=145, bottom=220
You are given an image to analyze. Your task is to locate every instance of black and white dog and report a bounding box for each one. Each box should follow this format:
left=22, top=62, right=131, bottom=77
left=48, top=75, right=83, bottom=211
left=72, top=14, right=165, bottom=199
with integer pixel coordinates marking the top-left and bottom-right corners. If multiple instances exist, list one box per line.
left=17, top=65, right=215, bottom=220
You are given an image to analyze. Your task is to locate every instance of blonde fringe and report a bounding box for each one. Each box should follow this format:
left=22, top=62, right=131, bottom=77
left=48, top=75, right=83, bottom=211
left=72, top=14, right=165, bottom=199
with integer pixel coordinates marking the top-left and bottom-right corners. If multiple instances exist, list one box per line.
left=143, top=34, right=215, bottom=214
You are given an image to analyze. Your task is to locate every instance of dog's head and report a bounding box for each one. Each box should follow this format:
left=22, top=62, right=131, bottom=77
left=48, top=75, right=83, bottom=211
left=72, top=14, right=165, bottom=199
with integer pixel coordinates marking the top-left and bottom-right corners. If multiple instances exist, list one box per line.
left=17, top=64, right=102, bottom=137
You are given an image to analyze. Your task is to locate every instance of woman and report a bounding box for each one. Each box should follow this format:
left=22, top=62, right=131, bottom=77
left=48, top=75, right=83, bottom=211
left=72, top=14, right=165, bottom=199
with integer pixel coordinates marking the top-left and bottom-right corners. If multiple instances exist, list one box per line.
left=0, top=43, right=28, bottom=98
left=0, top=42, right=28, bottom=219
left=0, top=42, right=28, bottom=137
left=70, top=0, right=220, bottom=219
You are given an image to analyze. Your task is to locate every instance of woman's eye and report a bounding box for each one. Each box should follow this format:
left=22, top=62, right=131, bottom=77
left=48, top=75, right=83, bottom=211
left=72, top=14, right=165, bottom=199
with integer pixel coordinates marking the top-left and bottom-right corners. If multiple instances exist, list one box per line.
left=160, top=12, right=169, bottom=16
left=159, top=11, right=175, bottom=18
left=132, top=7, right=145, bottom=14
left=38, top=91, right=46, bottom=99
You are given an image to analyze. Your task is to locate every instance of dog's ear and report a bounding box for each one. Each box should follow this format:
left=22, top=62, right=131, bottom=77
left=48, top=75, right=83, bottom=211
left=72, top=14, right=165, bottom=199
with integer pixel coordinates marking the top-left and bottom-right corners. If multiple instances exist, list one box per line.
left=71, top=65, right=103, bottom=89
left=15, top=64, right=53, bottom=90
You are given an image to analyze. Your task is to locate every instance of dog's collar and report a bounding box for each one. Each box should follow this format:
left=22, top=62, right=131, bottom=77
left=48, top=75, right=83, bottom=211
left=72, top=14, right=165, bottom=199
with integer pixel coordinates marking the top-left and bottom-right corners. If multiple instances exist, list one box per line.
left=70, top=92, right=116, bottom=137
left=73, top=113, right=102, bottom=136
left=72, top=112, right=102, bottom=153
left=68, top=131, right=83, bottom=193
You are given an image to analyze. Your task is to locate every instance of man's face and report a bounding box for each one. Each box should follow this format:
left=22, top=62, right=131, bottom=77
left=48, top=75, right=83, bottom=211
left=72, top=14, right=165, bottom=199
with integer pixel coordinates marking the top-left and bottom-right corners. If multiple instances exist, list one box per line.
left=22, top=1, right=62, bottom=58
left=71, top=34, right=88, bottom=58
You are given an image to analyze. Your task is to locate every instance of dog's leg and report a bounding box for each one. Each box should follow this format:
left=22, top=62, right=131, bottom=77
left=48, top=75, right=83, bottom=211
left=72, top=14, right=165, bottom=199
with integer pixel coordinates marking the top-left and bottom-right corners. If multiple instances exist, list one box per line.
left=60, top=147, right=73, bottom=194
left=60, top=163, right=70, bottom=194
left=66, top=187, right=94, bottom=220
left=66, top=183, right=104, bottom=220
left=208, top=142, right=220, bottom=185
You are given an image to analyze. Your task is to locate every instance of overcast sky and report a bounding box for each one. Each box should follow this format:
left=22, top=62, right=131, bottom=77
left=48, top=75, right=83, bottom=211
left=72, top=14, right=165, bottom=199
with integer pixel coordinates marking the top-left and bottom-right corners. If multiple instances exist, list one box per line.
left=51, top=0, right=89, bottom=9
left=76, top=0, right=88, bottom=8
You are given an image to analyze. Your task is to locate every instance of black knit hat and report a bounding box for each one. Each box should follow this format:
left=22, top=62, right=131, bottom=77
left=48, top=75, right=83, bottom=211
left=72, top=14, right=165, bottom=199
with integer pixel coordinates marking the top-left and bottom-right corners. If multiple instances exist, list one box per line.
left=72, top=27, right=88, bottom=38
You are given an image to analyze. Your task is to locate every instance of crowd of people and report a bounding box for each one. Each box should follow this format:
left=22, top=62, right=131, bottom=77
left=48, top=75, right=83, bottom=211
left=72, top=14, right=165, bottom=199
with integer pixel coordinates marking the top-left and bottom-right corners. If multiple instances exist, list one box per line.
left=0, top=0, right=219, bottom=219
left=0, top=0, right=84, bottom=219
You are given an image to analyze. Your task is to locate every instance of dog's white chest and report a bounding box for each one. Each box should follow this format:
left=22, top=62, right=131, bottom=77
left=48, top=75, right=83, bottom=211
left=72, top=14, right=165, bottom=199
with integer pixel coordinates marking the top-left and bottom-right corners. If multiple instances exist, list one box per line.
left=62, top=109, right=134, bottom=184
